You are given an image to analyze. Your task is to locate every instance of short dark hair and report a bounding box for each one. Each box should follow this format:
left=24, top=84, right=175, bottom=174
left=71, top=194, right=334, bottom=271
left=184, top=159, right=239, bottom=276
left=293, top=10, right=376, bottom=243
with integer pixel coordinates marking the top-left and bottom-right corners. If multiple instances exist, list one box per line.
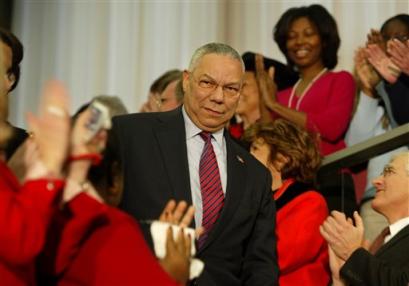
left=0, top=28, right=23, bottom=91
left=273, top=4, right=340, bottom=70
left=380, top=14, right=409, bottom=34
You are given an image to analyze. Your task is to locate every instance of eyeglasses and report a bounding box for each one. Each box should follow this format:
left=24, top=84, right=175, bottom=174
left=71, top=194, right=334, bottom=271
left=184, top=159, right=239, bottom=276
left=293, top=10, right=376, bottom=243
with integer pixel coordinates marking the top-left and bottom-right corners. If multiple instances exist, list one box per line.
left=380, top=165, right=396, bottom=176
left=189, top=72, right=241, bottom=98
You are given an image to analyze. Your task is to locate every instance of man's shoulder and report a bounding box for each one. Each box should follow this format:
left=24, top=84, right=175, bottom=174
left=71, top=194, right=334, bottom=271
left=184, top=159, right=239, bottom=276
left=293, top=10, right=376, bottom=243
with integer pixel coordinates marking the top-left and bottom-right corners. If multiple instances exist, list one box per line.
left=227, top=136, right=270, bottom=176
left=112, top=108, right=182, bottom=129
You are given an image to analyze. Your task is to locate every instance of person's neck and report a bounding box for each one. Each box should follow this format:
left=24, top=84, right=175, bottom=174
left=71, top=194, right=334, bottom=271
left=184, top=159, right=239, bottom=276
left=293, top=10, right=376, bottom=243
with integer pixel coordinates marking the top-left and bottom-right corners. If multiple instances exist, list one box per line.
left=386, top=213, right=409, bottom=225
left=298, top=63, right=326, bottom=83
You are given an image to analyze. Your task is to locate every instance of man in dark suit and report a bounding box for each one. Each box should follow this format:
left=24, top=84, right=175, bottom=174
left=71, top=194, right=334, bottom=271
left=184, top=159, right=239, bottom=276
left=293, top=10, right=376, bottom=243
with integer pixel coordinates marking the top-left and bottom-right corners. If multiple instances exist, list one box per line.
left=110, top=42, right=278, bottom=285
left=0, top=28, right=27, bottom=160
left=320, top=151, right=409, bottom=286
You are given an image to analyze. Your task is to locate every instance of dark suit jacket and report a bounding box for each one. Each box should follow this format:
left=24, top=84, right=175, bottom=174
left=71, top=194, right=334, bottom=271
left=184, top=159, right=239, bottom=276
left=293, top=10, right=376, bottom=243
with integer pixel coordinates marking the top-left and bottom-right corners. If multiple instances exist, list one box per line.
left=340, top=224, right=409, bottom=286
left=110, top=107, right=279, bottom=286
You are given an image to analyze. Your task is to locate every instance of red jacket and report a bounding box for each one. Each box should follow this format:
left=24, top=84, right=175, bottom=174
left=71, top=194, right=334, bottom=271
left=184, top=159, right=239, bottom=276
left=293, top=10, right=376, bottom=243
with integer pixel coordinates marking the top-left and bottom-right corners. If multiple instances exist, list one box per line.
left=38, top=193, right=180, bottom=286
left=0, top=161, right=63, bottom=286
left=274, top=179, right=330, bottom=286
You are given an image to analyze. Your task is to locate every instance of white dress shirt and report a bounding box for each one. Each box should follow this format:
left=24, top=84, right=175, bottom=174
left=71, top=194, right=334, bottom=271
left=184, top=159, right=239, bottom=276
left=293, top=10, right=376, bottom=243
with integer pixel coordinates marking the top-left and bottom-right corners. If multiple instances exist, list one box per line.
left=182, top=106, right=227, bottom=227
left=384, top=216, right=409, bottom=244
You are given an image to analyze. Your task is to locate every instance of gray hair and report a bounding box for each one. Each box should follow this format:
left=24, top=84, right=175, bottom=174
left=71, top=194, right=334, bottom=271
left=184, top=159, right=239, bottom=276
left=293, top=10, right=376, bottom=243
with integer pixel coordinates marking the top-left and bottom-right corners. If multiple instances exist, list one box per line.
left=93, top=95, right=128, bottom=118
left=188, top=42, right=244, bottom=73
left=390, top=151, right=409, bottom=176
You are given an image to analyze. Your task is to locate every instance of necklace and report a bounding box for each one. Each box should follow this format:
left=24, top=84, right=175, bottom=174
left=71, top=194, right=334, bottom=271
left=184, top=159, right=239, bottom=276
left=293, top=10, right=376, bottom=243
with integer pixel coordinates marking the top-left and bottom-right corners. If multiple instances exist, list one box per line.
left=288, top=67, right=328, bottom=110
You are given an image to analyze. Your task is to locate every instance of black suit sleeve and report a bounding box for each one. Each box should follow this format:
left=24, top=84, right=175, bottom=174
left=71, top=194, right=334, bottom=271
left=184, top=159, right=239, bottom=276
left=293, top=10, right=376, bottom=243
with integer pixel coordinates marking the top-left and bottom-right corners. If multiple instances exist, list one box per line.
left=340, top=248, right=409, bottom=286
left=384, top=75, right=409, bottom=126
left=241, top=170, right=279, bottom=286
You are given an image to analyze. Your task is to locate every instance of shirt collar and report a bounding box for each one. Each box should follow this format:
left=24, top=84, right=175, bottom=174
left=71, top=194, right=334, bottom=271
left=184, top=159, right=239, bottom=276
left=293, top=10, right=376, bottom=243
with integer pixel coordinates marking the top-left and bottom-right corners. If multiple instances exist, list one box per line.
left=388, top=216, right=409, bottom=239
left=182, top=105, right=225, bottom=146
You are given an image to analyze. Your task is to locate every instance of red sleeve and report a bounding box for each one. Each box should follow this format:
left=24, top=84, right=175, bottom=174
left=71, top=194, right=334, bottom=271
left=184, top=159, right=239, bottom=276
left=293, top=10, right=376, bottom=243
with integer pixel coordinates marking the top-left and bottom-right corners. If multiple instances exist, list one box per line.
left=277, top=191, right=328, bottom=273
left=306, top=72, right=355, bottom=142
left=94, top=218, right=181, bottom=286
left=0, top=172, right=63, bottom=265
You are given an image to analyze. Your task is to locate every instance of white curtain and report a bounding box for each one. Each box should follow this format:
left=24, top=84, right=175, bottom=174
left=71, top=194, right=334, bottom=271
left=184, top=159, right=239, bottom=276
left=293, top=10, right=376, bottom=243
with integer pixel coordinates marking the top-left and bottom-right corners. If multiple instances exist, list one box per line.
left=9, top=0, right=408, bottom=127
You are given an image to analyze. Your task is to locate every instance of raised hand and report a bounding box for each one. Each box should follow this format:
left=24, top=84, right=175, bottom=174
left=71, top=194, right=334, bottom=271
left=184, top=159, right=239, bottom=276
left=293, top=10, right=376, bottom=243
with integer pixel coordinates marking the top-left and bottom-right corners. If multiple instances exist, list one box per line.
left=255, top=53, right=277, bottom=108
left=159, top=200, right=204, bottom=238
left=365, top=44, right=401, bottom=84
left=26, top=81, right=70, bottom=177
left=328, top=246, right=347, bottom=286
left=354, top=47, right=381, bottom=95
left=255, top=54, right=278, bottom=123
left=159, top=200, right=195, bottom=228
left=71, top=107, right=108, bottom=156
left=366, top=29, right=386, bottom=51
left=388, top=39, right=409, bottom=76
left=159, top=226, right=191, bottom=284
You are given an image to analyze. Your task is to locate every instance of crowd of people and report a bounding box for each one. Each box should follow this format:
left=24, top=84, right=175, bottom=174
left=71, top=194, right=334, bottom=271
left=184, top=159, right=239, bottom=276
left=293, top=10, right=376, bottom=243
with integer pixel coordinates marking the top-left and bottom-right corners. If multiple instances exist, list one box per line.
left=1, top=3, right=409, bottom=286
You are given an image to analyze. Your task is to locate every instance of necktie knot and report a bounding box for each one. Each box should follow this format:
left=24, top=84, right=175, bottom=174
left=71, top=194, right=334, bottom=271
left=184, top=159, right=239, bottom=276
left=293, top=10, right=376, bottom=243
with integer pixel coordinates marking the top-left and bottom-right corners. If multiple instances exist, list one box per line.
left=199, top=131, right=212, bottom=142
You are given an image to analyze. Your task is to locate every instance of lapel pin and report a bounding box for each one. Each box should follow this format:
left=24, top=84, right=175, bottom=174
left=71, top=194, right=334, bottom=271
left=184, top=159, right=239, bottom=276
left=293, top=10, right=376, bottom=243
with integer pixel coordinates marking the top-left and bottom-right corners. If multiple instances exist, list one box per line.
left=236, top=155, right=244, bottom=164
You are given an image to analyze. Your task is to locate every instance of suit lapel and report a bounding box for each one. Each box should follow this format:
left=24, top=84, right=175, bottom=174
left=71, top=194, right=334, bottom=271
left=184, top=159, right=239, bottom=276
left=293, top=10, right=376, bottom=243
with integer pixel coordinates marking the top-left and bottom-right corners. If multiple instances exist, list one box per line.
left=199, top=133, right=247, bottom=252
left=376, top=224, right=409, bottom=257
left=154, top=108, right=193, bottom=207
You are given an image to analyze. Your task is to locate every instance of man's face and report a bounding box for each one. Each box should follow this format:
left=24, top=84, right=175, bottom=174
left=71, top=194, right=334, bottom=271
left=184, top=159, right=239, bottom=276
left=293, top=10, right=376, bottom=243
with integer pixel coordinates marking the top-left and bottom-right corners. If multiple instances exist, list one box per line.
left=183, top=53, right=243, bottom=132
left=159, top=80, right=180, bottom=112
left=372, top=153, right=409, bottom=222
left=0, top=41, right=14, bottom=121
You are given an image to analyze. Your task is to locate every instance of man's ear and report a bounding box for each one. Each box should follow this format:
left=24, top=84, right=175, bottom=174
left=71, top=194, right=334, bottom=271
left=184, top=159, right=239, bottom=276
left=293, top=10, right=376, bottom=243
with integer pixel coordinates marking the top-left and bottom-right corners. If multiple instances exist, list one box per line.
left=6, top=73, right=16, bottom=92
left=182, top=70, right=190, bottom=94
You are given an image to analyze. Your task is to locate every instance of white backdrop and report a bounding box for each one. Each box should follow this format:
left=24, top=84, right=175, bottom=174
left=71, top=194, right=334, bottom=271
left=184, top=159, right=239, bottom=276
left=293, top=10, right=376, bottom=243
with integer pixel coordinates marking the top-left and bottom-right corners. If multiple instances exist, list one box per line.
left=9, top=0, right=409, bottom=127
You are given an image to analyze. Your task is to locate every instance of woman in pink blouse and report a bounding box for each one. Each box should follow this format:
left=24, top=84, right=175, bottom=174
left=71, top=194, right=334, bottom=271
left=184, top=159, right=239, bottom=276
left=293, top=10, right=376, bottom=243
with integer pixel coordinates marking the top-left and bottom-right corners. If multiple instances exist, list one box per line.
left=258, top=4, right=355, bottom=156
left=256, top=4, right=357, bottom=217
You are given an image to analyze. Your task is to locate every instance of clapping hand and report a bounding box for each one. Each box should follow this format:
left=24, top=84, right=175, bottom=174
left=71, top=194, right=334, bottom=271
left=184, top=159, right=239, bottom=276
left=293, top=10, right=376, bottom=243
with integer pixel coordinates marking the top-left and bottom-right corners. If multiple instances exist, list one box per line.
left=366, top=29, right=386, bottom=51
left=365, top=44, right=401, bottom=84
left=320, top=211, right=365, bottom=261
left=159, top=226, right=192, bottom=285
left=159, top=199, right=204, bottom=237
left=26, top=81, right=70, bottom=177
left=388, top=39, right=409, bottom=76
left=354, top=47, right=381, bottom=95
left=255, top=53, right=277, bottom=110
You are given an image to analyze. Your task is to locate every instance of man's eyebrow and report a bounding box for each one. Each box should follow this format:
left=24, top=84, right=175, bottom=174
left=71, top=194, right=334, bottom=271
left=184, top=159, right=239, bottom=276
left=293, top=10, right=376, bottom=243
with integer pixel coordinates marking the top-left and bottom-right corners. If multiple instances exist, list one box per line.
left=201, top=73, right=241, bottom=86
left=201, top=73, right=216, bottom=81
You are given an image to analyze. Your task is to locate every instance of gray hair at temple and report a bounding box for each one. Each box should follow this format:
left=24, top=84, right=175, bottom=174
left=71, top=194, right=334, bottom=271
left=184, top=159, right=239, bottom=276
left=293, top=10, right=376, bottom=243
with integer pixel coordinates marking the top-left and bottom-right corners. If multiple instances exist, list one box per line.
left=188, top=42, right=244, bottom=73
left=92, top=95, right=128, bottom=118
left=392, top=151, right=409, bottom=176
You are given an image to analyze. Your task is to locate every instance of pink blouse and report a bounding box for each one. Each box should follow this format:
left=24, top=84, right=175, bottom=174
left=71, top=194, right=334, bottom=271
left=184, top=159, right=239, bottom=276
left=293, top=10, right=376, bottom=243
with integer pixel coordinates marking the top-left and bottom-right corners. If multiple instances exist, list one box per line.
left=277, top=71, right=356, bottom=156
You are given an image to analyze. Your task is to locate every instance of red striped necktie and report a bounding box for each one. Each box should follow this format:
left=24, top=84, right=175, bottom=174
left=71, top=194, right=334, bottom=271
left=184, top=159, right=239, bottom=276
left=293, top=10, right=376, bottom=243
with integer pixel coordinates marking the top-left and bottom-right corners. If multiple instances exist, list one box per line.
left=197, top=131, right=225, bottom=249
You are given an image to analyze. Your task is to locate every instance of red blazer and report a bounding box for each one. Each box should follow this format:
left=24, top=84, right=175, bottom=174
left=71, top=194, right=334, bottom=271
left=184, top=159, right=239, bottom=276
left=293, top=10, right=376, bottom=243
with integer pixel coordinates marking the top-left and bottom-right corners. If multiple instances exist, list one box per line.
left=274, top=179, right=330, bottom=286
left=38, top=193, right=180, bottom=286
left=0, top=161, right=63, bottom=286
